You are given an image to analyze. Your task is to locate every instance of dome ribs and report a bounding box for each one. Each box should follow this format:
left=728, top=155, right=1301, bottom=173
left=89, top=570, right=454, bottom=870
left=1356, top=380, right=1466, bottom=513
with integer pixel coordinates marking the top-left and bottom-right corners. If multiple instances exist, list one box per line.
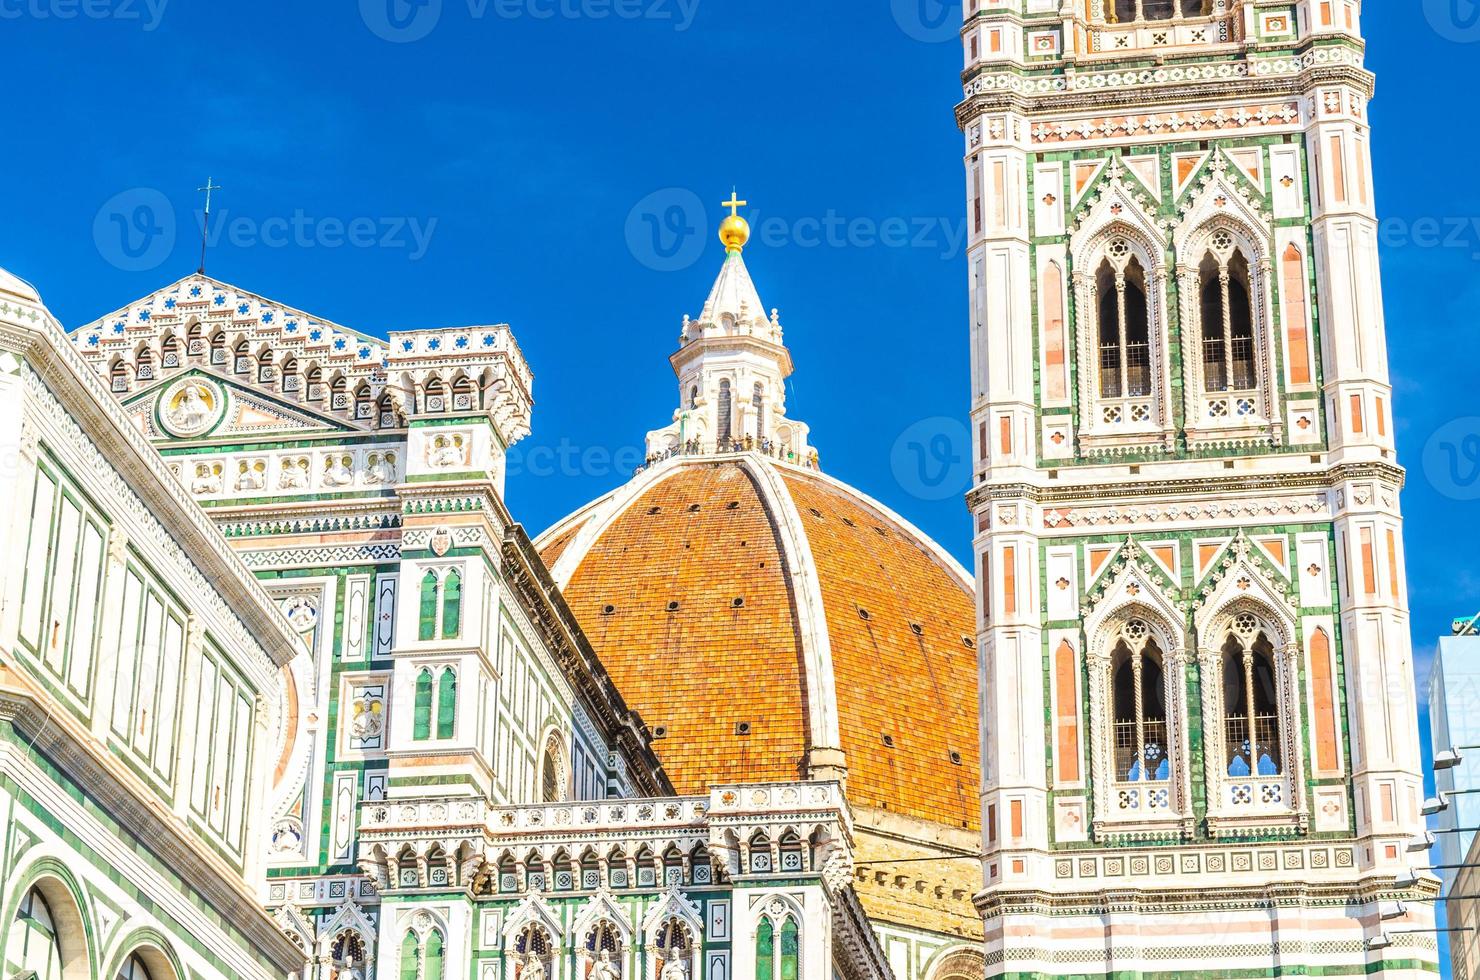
left=555, top=463, right=808, bottom=793
left=779, top=471, right=981, bottom=831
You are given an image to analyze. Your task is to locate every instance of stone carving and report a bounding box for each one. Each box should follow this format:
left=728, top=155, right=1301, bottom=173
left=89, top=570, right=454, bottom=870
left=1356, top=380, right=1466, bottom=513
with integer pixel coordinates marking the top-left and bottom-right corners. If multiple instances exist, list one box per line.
left=659, top=957, right=687, bottom=980
left=191, top=461, right=223, bottom=495
left=366, top=450, right=397, bottom=485
left=283, top=595, right=319, bottom=632
left=162, top=378, right=222, bottom=436
left=428, top=433, right=468, bottom=469
left=271, top=817, right=304, bottom=854
left=324, top=454, right=355, bottom=488
left=590, top=951, right=620, bottom=980
left=236, top=458, right=267, bottom=492
left=350, top=688, right=385, bottom=748
left=280, top=456, right=310, bottom=490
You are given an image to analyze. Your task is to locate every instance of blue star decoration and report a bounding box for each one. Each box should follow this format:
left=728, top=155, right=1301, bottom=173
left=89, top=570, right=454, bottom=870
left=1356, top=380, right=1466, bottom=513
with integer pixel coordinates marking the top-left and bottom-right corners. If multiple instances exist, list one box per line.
left=87, top=334, right=100, bottom=347
left=113, top=322, right=125, bottom=334
left=455, top=336, right=468, bottom=350
left=164, top=298, right=176, bottom=310
left=237, top=303, right=250, bottom=316
left=401, top=340, right=415, bottom=352
left=428, top=338, right=441, bottom=351
left=309, top=329, right=323, bottom=342
left=262, top=312, right=274, bottom=324
left=482, top=334, right=496, bottom=347
left=214, top=294, right=226, bottom=306
left=285, top=321, right=299, bottom=333
left=190, top=285, right=202, bottom=298
left=138, top=309, right=151, bottom=322
left=358, top=346, right=371, bottom=359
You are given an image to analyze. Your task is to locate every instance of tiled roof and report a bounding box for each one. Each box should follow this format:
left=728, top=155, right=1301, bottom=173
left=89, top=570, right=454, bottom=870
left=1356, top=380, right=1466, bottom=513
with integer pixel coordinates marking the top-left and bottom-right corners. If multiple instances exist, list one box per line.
left=538, top=456, right=980, bottom=831
left=556, top=463, right=810, bottom=791
left=779, top=471, right=979, bottom=830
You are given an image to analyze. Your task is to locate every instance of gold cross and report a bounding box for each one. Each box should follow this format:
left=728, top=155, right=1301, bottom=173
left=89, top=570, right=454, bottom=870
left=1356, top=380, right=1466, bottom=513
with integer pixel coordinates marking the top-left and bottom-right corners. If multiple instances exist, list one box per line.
left=722, top=190, right=747, bottom=218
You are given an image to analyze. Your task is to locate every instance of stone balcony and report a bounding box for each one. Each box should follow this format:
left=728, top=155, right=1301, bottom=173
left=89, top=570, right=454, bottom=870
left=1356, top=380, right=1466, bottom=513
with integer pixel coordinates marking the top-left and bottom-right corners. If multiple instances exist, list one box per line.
left=356, top=782, right=856, bottom=895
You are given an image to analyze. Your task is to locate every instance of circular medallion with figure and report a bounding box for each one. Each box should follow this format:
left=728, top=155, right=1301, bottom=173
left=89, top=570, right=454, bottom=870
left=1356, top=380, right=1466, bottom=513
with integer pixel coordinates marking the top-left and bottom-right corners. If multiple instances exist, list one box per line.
left=158, top=377, right=226, bottom=437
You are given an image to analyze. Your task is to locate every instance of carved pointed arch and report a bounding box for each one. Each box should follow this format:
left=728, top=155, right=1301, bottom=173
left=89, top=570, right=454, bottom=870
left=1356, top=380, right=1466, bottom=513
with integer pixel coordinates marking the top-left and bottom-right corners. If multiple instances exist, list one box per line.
left=504, top=889, right=566, bottom=950
left=573, top=888, right=635, bottom=946
left=640, top=884, right=703, bottom=947
left=1192, top=532, right=1298, bottom=644
left=1083, top=540, right=1186, bottom=656
left=1174, top=153, right=1282, bottom=445
left=272, top=903, right=316, bottom=955
left=316, top=898, right=378, bottom=960
left=1069, top=162, right=1176, bottom=454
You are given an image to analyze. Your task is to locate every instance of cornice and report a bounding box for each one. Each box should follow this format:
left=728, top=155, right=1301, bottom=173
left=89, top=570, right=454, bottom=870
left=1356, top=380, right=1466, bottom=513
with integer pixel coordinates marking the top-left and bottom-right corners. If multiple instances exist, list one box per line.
left=967, top=460, right=1404, bottom=510
left=955, top=53, right=1373, bottom=129
left=975, top=875, right=1440, bottom=918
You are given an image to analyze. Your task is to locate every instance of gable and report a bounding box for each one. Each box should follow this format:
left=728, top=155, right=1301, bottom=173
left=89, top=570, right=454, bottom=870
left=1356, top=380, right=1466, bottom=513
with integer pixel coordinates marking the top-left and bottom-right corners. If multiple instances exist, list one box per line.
left=122, top=370, right=356, bottom=442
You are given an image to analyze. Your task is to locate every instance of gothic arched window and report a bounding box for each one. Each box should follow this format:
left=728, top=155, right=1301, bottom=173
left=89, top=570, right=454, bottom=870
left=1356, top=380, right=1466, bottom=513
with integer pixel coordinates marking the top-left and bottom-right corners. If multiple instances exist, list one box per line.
left=1220, top=620, right=1282, bottom=778
left=441, top=569, right=462, bottom=640
left=419, top=570, right=440, bottom=641
left=413, top=668, right=434, bottom=741
left=717, top=380, right=733, bottom=446
left=1095, top=252, right=1151, bottom=400
left=754, top=912, right=798, bottom=980
left=1110, top=626, right=1169, bottom=783
left=541, top=731, right=567, bottom=802
left=8, top=887, right=63, bottom=980
left=436, top=667, right=457, bottom=740
left=1199, top=241, right=1256, bottom=393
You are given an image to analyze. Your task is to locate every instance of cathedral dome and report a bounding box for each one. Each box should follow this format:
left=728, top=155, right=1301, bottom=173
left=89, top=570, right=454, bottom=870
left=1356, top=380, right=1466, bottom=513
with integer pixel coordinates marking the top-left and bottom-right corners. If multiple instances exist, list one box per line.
left=537, top=451, right=980, bottom=832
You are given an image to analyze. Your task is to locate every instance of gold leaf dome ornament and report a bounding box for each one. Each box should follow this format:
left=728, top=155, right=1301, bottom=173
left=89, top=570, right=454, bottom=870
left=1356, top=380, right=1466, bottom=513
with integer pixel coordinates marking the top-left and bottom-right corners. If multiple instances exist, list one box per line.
left=718, top=191, right=750, bottom=254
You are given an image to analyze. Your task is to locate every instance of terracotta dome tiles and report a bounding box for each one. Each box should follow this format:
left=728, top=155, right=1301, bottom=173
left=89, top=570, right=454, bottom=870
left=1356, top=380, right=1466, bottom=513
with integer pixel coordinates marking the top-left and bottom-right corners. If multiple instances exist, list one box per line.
left=539, top=458, right=980, bottom=832
left=555, top=463, right=809, bottom=793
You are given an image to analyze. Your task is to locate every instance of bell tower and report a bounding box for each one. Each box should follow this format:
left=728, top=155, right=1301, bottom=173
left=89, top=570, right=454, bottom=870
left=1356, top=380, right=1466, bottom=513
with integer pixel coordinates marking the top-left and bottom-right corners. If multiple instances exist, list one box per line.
left=960, top=0, right=1434, bottom=975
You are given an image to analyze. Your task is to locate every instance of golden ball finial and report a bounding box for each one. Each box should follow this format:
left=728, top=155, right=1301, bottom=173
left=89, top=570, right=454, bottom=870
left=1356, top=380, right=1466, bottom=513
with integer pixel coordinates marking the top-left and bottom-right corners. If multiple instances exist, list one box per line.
left=720, top=190, right=749, bottom=254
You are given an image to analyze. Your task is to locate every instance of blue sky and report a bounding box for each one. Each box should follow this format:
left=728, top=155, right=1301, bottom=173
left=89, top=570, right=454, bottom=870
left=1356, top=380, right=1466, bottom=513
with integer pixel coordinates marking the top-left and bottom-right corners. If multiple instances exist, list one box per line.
left=2, top=5, right=1473, bottom=741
